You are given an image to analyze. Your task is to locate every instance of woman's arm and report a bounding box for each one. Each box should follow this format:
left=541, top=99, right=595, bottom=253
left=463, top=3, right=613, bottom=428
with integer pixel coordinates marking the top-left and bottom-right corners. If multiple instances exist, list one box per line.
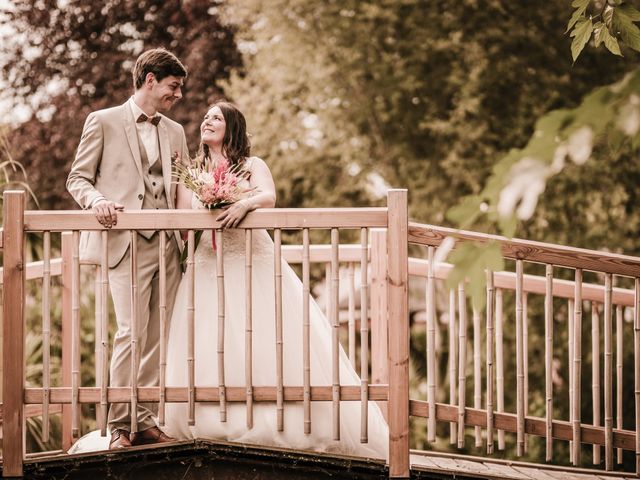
left=175, top=181, right=193, bottom=210
left=217, top=157, right=276, bottom=228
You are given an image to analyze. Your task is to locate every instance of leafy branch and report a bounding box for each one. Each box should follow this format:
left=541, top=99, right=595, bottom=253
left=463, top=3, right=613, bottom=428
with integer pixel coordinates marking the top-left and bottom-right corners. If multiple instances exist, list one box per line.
left=568, top=0, right=640, bottom=62
left=444, top=68, right=640, bottom=307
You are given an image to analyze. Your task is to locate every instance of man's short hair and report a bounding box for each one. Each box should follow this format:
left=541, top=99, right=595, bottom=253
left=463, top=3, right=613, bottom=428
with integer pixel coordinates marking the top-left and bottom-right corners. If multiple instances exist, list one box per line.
left=132, top=48, right=187, bottom=89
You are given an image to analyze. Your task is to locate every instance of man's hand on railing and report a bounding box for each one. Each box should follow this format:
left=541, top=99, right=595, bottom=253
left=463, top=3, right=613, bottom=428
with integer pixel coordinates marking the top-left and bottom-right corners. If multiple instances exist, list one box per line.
left=92, top=199, right=124, bottom=228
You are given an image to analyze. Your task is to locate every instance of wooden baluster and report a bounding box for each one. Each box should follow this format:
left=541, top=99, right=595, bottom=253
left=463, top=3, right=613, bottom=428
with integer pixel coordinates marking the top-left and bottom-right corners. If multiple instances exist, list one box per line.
left=572, top=268, right=583, bottom=465
left=592, top=302, right=601, bottom=465
left=99, top=231, right=109, bottom=435
left=61, top=232, right=73, bottom=451
left=545, top=264, right=554, bottom=461
left=604, top=273, right=613, bottom=470
left=274, top=228, right=284, bottom=431
left=158, top=233, right=167, bottom=426
left=523, top=292, right=529, bottom=452
left=486, top=270, right=495, bottom=455
left=302, top=228, right=311, bottom=434
left=325, top=262, right=331, bottom=318
left=331, top=228, right=340, bottom=440
left=496, top=287, right=505, bottom=450
left=568, top=298, right=574, bottom=463
left=42, top=231, right=51, bottom=442
left=634, top=278, right=640, bottom=474
left=426, top=246, right=436, bottom=443
left=94, top=264, right=101, bottom=432
left=129, top=231, right=139, bottom=433
left=216, top=229, right=227, bottom=422
left=515, top=259, right=524, bottom=457
left=186, top=230, right=195, bottom=426
left=473, top=305, right=482, bottom=448
left=348, top=262, right=357, bottom=369
left=245, top=229, right=254, bottom=429
left=449, top=288, right=457, bottom=446
left=457, top=282, right=467, bottom=448
left=616, top=304, right=623, bottom=465
left=360, top=227, right=369, bottom=443
left=72, top=230, right=81, bottom=439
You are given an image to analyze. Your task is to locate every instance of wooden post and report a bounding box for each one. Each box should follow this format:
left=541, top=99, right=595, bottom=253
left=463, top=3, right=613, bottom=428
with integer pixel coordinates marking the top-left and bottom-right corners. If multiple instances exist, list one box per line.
left=387, top=189, right=409, bottom=479
left=2, top=191, right=25, bottom=477
left=370, top=229, right=388, bottom=387
left=61, top=231, right=73, bottom=451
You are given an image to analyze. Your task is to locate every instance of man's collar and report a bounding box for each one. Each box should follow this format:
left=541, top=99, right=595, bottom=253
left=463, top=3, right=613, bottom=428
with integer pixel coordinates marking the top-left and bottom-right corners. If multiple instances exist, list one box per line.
left=129, top=97, right=157, bottom=118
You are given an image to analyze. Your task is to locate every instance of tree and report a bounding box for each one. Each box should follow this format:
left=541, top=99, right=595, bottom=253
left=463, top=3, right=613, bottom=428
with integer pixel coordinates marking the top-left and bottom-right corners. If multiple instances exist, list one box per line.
left=0, top=0, right=242, bottom=209
left=221, top=0, right=635, bottom=222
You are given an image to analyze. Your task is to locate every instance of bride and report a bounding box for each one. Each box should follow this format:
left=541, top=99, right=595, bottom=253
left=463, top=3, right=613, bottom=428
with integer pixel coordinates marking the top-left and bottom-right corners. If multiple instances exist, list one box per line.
left=70, top=101, right=388, bottom=459
left=164, top=101, right=388, bottom=459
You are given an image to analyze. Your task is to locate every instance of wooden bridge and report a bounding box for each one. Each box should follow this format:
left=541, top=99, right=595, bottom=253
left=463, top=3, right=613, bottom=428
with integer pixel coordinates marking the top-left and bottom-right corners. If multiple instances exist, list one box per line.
left=1, top=189, right=640, bottom=478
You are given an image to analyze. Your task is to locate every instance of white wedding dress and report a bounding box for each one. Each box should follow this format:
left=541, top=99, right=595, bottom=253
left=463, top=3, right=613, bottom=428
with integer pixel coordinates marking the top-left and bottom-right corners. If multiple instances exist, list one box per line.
left=70, top=178, right=388, bottom=460
left=160, top=192, right=388, bottom=459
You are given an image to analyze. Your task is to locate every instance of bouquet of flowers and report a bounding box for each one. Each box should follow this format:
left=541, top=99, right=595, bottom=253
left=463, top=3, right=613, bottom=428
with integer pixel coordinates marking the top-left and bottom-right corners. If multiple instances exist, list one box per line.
left=173, top=156, right=254, bottom=266
left=173, top=156, right=254, bottom=209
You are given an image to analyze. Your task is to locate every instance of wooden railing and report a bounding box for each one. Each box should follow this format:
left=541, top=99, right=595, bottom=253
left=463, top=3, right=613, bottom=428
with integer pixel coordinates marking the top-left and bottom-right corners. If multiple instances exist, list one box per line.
left=1, top=189, right=410, bottom=477
left=404, top=222, right=640, bottom=473
left=4, top=188, right=640, bottom=477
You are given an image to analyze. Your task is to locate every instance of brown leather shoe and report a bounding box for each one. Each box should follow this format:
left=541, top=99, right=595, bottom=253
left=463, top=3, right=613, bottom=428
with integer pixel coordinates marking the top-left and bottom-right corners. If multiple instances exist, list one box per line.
left=109, top=429, right=131, bottom=449
left=130, top=426, right=175, bottom=446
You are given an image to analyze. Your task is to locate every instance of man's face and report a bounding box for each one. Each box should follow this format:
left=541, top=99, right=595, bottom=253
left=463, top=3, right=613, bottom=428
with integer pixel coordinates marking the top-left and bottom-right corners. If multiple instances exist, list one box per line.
left=150, top=74, right=184, bottom=112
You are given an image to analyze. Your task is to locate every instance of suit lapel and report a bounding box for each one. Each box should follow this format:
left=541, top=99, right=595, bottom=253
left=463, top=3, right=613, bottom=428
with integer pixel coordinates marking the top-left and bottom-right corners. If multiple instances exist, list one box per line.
left=157, top=119, right=175, bottom=209
left=123, top=104, right=144, bottom=179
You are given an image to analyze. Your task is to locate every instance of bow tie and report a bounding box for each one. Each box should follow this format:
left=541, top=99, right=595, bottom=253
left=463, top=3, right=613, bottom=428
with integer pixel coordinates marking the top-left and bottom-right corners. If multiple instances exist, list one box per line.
left=136, top=113, right=161, bottom=126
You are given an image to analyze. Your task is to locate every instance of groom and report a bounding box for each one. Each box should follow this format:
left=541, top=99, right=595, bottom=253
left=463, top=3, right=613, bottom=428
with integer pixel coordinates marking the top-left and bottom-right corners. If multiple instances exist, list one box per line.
left=66, top=48, right=188, bottom=449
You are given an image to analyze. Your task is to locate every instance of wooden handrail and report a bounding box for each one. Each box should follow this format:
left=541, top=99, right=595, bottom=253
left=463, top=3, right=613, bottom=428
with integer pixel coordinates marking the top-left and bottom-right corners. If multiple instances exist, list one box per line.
left=24, top=208, right=388, bottom=231
left=409, top=222, right=640, bottom=277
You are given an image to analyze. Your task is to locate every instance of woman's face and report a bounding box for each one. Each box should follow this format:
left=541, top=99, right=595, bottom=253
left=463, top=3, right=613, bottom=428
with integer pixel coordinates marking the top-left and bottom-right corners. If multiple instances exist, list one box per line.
left=200, top=106, right=226, bottom=148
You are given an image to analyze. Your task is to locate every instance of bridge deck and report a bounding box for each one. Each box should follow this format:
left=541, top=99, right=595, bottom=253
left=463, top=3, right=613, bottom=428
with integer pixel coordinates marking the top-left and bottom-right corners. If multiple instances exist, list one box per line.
left=8, top=440, right=637, bottom=479
left=411, top=450, right=636, bottom=480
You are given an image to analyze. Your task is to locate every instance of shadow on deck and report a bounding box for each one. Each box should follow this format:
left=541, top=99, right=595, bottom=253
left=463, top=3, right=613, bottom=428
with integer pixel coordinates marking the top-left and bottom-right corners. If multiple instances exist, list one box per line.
left=13, top=440, right=392, bottom=480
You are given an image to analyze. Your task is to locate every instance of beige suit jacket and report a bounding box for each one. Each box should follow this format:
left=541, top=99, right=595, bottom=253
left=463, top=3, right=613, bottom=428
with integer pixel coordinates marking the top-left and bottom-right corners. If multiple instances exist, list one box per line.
left=66, top=102, right=189, bottom=267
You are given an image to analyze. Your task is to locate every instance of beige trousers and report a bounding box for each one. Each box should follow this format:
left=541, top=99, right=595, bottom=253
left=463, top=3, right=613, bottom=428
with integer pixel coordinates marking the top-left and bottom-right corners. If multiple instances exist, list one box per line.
left=107, top=233, right=181, bottom=432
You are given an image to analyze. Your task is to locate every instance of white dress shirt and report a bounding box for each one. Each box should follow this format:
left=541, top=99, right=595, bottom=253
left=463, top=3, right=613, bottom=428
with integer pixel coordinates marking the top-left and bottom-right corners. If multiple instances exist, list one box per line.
left=129, top=98, right=160, bottom=166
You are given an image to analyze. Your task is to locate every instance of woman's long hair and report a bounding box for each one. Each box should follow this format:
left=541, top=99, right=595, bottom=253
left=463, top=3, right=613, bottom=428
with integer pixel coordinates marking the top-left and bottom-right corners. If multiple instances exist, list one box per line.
left=198, top=101, right=251, bottom=167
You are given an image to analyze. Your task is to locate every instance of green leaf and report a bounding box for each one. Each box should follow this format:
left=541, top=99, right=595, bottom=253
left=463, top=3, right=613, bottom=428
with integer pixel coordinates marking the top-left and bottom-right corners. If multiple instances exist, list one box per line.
left=446, top=195, right=483, bottom=229
left=570, top=18, right=594, bottom=61
left=594, top=22, right=605, bottom=47
left=567, top=2, right=589, bottom=33
left=618, top=2, right=640, bottom=21
left=604, top=4, right=615, bottom=27
left=613, top=8, right=640, bottom=51
left=602, top=26, right=623, bottom=55
left=446, top=241, right=505, bottom=311
left=571, top=0, right=590, bottom=8
left=498, top=214, right=518, bottom=238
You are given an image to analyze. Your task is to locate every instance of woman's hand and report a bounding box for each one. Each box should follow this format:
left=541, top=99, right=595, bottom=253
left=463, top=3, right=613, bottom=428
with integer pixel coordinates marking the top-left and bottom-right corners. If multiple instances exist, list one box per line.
left=216, top=199, right=251, bottom=229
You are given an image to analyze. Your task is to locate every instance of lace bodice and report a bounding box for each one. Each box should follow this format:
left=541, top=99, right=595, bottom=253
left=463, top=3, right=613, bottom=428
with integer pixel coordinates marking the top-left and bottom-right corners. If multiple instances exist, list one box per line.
left=190, top=158, right=273, bottom=264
